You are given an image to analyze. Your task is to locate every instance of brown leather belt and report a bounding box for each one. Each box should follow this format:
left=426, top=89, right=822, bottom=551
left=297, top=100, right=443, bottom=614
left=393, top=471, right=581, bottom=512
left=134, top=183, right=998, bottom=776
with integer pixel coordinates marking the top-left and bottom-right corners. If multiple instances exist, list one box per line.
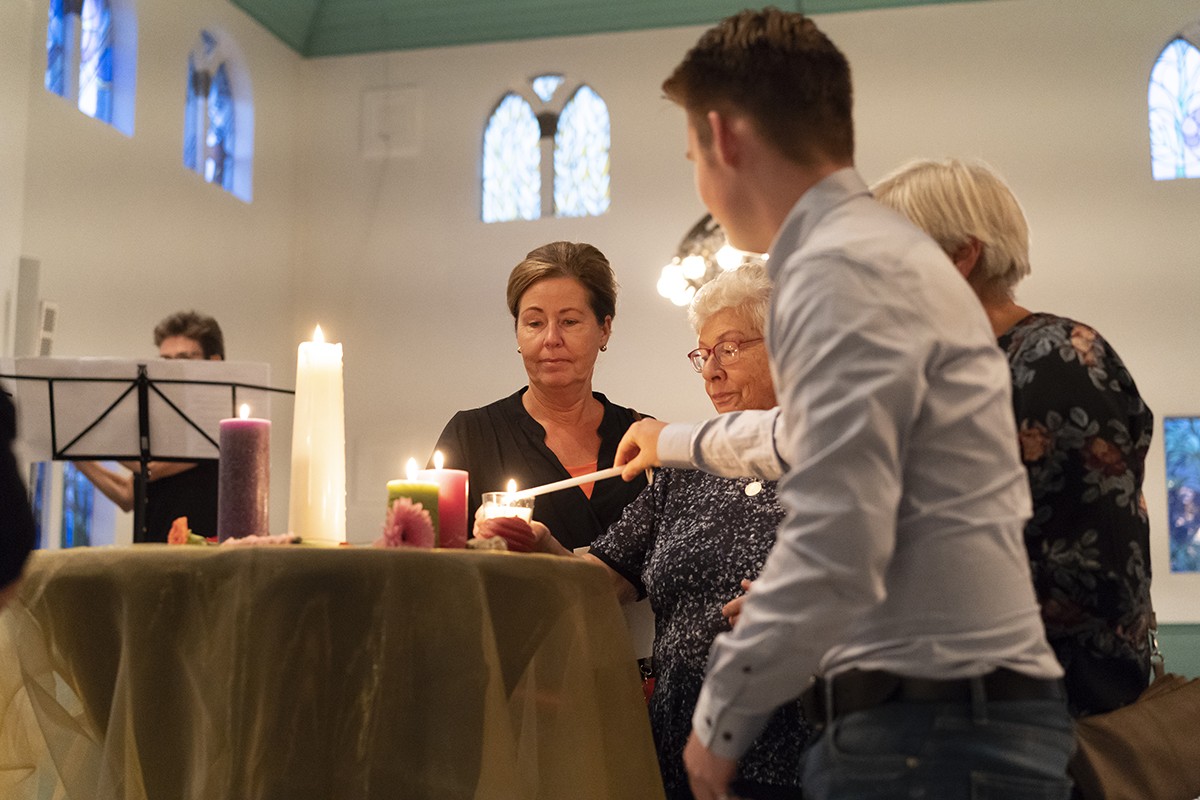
left=801, top=668, right=1065, bottom=727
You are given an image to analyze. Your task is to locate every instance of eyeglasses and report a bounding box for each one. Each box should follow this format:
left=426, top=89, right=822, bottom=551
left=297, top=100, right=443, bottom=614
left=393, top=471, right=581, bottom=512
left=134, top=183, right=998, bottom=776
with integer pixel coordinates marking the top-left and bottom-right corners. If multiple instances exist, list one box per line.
left=686, top=338, right=763, bottom=373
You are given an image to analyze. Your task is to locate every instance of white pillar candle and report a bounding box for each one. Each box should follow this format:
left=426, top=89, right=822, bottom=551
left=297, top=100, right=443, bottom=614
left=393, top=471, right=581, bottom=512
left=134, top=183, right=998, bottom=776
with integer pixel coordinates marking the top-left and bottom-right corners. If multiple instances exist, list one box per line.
left=287, top=324, right=346, bottom=545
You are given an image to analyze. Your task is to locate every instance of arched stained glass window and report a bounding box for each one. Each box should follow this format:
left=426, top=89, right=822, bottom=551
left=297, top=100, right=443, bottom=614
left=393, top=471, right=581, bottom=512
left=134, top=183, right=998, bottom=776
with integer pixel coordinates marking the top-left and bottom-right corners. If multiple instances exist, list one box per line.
left=184, top=54, right=200, bottom=173
left=531, top=74, right=564, bottom=103
left=45, top=0, right=114, bottom=125
left=481, top=75, right=610, bottom=223
left=45, top=0, right=67, bottom=97
left=554, top=85, right=611, bottom=218
left=78, top=0, right=113, bottom=122
left=1149, top=32, right=1200, bottom=181
left=206, top=64, right=236, bottom=191
left=482, top=93, right=541, bottom=223
left=184, top=30, right=251, bottom=201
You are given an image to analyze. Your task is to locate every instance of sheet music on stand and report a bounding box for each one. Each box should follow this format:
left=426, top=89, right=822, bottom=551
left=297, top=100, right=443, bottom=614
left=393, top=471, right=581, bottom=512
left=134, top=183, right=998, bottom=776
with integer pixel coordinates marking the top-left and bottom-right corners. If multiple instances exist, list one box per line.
left=0, top=357, right=286, bottom=541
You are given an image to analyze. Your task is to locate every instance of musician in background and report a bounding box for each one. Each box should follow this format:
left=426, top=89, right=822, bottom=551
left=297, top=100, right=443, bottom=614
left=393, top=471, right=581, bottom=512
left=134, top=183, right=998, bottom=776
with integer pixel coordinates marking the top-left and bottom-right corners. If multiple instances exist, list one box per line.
left=76, top=310, right=224, bottom=541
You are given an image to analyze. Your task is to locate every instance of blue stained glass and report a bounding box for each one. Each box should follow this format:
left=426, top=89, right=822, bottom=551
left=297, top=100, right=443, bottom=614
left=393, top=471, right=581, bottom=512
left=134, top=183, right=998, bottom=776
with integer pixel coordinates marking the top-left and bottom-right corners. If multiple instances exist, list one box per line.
left=60, top=462, right=94, bottom=548
left=553, top=85, right=610, bottom=218
left=45, top=0, right=66, bottom=96
left=78, top=0, right=113, bottom=123
left=1165, top=416, right=1200, bottom=572
left=183, top=56, right=198, bottom=171
left=206, top=63, right=235, bottom=192
left=31, top=463, right=48, bottom=550
left=1149, top=37, right=1200, bottom=181
left=531, top=74, right=564, bottom=103
left=482, top=93, right=541, bottom=223
left=200, top=29, right=217, bottom=58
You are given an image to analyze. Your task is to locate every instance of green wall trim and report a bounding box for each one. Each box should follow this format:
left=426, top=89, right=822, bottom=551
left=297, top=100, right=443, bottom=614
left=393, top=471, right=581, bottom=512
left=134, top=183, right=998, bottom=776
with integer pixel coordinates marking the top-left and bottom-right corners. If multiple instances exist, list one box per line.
left=229, top=0, right=997, bottom=58
left=1159, top=623, right=1200, bottom=678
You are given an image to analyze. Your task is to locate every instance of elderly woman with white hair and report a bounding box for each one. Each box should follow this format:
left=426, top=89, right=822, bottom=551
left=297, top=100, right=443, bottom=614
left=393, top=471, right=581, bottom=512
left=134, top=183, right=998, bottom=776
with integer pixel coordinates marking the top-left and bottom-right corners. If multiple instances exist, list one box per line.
left=478, top=263, right=811, bottom=800
left=872, top=158, right=1154, bottom=719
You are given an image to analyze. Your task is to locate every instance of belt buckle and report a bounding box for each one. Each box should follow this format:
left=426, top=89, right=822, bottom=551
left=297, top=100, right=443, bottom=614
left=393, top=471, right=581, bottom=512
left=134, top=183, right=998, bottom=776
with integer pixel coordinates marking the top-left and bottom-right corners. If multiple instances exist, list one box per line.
left=800, top=678, right=828, bottom=730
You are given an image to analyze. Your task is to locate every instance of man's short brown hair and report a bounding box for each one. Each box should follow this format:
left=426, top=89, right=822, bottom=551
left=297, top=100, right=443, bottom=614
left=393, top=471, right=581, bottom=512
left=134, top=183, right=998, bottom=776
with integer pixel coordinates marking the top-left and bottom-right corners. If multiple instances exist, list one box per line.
left=154, top=311, right=225, bottom=359
left=662, top=7, right=854, bottom=166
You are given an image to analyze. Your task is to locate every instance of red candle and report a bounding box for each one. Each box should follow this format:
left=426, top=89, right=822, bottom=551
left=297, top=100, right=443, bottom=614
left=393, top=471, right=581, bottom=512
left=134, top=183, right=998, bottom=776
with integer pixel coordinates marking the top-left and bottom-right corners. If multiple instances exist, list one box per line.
left=417, top=451, right=468, bottom=548
left=218, top=405, right=270, bottom=541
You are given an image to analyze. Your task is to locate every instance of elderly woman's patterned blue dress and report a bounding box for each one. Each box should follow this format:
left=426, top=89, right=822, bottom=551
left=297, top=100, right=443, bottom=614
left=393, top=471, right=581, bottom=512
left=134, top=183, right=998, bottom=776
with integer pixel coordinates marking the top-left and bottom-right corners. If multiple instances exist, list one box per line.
left=590, top=468, right=811, bottom=799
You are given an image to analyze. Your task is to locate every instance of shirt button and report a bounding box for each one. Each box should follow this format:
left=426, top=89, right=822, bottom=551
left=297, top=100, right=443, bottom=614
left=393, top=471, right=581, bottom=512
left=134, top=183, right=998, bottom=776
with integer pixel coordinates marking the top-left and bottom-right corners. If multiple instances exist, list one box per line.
left=722, top=732, right=732, bottom=741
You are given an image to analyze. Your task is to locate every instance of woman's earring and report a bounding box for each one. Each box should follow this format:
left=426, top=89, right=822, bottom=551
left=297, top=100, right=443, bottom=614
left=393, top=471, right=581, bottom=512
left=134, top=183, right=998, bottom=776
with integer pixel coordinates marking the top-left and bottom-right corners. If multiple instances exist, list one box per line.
left=517, top=347, right=522, bottom=354
left=600, top=344, right=608, bottom=352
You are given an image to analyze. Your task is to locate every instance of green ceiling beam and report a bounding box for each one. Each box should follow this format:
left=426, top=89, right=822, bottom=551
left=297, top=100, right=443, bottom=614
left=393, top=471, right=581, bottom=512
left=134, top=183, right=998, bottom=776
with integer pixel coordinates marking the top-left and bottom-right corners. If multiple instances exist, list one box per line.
left=229, top=0, right=996, bottom=58
left=229, top=0, right=323, bottom=52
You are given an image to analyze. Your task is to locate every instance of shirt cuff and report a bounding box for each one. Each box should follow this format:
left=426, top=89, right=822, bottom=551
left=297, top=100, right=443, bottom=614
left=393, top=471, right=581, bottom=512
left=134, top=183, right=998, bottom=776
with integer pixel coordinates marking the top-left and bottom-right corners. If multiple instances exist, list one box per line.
left=690, top=682, right=772, bottom=760
left=656, top=423, right=696, bottom=469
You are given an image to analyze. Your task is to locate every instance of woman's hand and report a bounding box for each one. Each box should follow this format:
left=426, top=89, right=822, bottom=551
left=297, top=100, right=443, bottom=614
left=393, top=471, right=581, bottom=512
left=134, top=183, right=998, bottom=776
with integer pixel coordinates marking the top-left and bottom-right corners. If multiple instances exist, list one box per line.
left=721, top=579, right=753, bottom=628
left=475, top=516, right=552, bottom=553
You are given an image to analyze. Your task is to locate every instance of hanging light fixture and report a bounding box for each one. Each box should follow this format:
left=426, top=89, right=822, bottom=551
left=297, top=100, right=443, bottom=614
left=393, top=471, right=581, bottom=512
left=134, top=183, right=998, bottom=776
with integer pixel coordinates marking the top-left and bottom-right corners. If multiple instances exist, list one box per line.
left=657, top=214, right=766, bottom=307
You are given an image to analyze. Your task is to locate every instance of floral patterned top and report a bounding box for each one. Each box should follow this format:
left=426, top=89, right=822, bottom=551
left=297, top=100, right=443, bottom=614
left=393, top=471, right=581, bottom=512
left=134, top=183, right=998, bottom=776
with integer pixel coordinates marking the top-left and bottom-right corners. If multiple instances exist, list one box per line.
left=999, top=313, right=1153, bottom=716
left=590, top=468, right=811, bottom=799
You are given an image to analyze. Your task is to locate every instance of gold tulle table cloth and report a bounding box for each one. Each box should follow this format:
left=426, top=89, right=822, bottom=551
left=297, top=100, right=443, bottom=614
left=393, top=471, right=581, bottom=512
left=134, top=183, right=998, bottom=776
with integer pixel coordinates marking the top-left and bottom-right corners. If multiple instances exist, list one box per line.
left=0, top=546, right=665, bottom=800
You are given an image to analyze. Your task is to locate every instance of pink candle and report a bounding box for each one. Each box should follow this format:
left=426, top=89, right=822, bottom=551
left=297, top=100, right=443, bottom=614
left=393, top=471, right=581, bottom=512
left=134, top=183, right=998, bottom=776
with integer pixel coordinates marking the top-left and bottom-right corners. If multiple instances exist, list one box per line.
left=218, top=405, right=270, bottom=541
left=417, top=451, right=469, bottom=548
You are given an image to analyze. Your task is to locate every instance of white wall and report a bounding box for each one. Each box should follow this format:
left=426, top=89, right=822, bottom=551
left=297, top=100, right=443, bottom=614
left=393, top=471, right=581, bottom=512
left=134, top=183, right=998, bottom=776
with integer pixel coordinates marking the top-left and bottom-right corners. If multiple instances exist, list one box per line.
left=828, top=0, right=1200, bottom=620
left=10, top=0, right=1199, bottom=617
left=16, top=0, right=302, bottom=535
left=0, top=0, right=34, bottom=355
left=289, top=0, right=1200, bottom=618
left=290, top=29, right=717, bottom=542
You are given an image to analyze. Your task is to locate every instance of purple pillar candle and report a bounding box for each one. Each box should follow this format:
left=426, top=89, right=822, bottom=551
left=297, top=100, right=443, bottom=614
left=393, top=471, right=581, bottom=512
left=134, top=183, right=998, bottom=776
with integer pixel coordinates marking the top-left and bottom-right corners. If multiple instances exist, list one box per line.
left=217, top=408, right=271, bottom=541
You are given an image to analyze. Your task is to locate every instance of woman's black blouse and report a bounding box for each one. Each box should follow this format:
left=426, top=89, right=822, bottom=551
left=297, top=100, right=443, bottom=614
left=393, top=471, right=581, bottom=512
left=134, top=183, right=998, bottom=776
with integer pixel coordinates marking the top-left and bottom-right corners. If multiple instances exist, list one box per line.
left=430, top=388, right=649, bottom=551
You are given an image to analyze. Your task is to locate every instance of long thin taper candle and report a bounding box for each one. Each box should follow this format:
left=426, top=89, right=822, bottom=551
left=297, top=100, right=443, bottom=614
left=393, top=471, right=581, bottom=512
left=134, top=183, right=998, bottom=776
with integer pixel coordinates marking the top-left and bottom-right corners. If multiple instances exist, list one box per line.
left=508, top=466, right=624, bottom=500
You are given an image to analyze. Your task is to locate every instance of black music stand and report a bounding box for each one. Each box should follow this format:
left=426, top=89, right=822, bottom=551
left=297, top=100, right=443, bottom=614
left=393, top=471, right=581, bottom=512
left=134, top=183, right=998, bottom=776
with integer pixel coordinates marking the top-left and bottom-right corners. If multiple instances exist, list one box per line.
left=1, top=358, right=292, bottom=542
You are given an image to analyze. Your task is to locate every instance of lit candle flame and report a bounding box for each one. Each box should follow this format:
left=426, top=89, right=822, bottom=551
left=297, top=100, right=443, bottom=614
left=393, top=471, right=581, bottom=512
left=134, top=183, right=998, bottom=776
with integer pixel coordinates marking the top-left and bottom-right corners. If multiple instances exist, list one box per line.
left=433, top=451, right=444, bottom=470
left=406, top=457, right=419, bottom=481
left=506, top=479, right=517, bottom=494
left=238, top=403, right=251, bottom=419
left=313, top=324, right=325, bottom=344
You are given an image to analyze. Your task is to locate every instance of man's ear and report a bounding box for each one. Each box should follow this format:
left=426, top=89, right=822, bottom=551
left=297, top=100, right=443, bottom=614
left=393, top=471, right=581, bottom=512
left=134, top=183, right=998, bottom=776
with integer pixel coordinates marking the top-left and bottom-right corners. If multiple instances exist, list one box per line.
left=950, top=237, right=983, bottom=280
left=707, top=109, right=740, bottom=169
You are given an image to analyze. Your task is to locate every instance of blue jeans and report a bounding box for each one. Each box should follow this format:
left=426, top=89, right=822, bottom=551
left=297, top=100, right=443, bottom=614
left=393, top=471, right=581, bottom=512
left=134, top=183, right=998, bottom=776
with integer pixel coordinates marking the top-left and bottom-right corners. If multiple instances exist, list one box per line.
left=801, top=698, right=1075, bottom=799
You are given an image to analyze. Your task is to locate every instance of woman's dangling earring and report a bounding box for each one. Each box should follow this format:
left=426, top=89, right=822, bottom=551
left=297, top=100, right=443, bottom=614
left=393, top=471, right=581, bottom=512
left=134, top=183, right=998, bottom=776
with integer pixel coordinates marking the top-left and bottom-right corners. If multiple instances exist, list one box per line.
left=600, top=344, right=608, bottom=352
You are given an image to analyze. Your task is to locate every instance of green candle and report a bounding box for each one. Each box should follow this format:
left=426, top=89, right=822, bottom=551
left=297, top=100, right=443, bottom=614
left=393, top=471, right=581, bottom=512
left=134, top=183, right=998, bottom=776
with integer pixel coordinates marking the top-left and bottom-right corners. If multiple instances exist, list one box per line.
left=386, top=458, right=441, bottom=544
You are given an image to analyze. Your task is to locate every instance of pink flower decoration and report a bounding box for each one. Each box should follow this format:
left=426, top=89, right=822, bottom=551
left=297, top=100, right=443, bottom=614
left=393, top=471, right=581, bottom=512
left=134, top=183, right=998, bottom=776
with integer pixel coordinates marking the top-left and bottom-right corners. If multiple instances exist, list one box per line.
left=375, top=497, right=436, bottom=548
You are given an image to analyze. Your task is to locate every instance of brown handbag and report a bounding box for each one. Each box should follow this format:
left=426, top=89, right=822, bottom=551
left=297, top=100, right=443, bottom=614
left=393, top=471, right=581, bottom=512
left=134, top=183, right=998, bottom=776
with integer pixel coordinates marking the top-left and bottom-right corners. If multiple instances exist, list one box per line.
left=1068, top=618, right=1200, bottom=800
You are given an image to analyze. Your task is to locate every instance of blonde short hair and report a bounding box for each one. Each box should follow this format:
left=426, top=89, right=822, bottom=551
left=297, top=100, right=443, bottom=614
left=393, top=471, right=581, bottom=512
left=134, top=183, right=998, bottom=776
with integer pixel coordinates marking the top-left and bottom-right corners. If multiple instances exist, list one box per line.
left=688, top=262, right=772, bottom=335
left=871, top=158, right=1031, bottom=294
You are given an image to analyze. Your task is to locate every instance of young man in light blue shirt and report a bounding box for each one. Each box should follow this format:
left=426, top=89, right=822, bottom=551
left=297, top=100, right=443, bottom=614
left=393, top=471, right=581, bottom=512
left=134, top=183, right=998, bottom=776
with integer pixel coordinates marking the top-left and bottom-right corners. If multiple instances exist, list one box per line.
left=617, top=9, right=1073, bottom=800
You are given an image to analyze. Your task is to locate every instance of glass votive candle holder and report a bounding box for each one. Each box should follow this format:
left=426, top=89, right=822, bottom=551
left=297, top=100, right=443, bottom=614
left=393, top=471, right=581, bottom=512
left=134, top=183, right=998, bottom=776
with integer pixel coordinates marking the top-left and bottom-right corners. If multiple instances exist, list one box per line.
left=479, top=491, right=535, bottom=522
